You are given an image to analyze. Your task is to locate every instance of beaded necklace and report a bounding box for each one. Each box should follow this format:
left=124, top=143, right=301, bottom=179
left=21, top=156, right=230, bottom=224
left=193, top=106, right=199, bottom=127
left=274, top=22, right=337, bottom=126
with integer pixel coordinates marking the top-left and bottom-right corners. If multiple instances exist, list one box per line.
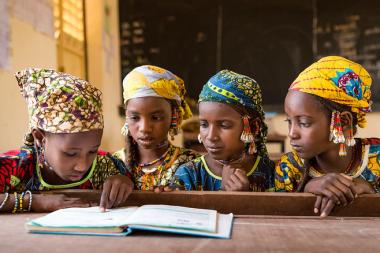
left=137, top=147, right=180, bottom=190
left=138, top=149, right=170, bottom=174
left=309, top=143, right=360, bottom=177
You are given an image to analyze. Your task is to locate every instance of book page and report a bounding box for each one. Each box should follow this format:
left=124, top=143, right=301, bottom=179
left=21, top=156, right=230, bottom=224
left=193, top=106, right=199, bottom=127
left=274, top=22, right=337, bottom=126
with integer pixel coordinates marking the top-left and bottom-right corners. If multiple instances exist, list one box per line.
left=126, top=205, right=217, bottom=232
left=29, top=207, right=138, bottom=228
left=129, top=213, right=233, bottom=239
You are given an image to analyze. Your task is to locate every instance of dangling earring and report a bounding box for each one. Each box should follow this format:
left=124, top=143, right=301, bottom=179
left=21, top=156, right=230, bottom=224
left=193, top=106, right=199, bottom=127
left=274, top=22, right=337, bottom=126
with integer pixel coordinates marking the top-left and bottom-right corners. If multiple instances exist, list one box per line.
left=240, top=115, right=256, bottom=155
left=330, top=110, right=347, bottom=156
left=36, top=143, right=54, bottom=171
left=168, top=107, right=179, bottom=141
left=345, top=123, right=356, bottom=147
left=121, top=121, right=129, bottom=136
left=198, top=134, right=202, bottom=143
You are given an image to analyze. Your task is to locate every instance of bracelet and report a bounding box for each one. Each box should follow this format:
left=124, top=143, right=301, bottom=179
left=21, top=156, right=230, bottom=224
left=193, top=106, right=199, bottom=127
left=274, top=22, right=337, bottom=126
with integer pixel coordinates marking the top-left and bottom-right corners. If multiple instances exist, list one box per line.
left=12, top=192, right=18, bottom=214
left=0, top=192, right=9, bottom=211
left=24, top=190, right=32, bottom=212
left=19, top=192, right=25, bottom=212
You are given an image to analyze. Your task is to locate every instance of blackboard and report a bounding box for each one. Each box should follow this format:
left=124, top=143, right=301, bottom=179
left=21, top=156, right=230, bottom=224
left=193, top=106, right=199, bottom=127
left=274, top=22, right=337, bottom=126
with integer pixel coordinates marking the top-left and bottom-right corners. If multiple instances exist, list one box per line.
left=119, top=0, right=380, bottom=111
left=316, top=0, right=380, bottom=110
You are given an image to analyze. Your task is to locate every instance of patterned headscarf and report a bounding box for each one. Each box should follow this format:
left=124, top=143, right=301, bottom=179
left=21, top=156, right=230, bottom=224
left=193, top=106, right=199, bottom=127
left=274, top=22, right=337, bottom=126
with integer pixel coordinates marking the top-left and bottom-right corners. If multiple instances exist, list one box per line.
left=199, top=69, right=268, bottom=157
left=122, top=65, right=192, bottom=125
left=290, top=56, right=372, bottom=128
left=16, top=68, right=104, bottom=134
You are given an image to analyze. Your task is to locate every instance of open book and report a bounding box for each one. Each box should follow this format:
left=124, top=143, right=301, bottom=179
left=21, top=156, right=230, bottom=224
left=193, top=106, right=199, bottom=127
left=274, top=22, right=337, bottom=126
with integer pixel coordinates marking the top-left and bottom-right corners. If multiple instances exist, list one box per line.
left=26, top=205, right=233, bottom=239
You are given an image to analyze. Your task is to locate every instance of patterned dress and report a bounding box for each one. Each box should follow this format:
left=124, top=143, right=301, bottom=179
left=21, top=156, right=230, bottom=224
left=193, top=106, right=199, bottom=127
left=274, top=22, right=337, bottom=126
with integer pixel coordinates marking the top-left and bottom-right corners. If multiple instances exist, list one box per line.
left=114, top=144, right=199, bottom=190
left=171, top=155, right=275, bottom=191
left=275, top=138, right=380, bottom=193
left=0, top=146, right=128, bottom=192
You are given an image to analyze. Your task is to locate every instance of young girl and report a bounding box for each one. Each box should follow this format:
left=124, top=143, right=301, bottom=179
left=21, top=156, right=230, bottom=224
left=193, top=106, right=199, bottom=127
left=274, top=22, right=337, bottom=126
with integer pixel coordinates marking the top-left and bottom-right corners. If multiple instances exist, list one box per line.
left=114, top=65, right=198, bottom=191
left=171, top=70, right=275, bottom=191
left=0, top=68, right=133, bottom=213
left=275, top=56, right=380, bottom=217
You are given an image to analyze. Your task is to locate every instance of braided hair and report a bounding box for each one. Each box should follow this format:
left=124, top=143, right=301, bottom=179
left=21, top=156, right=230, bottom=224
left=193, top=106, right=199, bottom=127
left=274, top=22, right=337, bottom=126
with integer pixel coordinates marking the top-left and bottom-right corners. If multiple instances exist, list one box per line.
left=226, top=103, right=269, bottom=159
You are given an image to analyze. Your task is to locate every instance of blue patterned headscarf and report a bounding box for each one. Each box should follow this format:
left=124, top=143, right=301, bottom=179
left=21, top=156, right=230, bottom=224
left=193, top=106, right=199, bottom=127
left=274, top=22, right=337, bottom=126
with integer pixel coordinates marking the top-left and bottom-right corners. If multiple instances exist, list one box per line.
left=199, top=70, right=268, bottom=157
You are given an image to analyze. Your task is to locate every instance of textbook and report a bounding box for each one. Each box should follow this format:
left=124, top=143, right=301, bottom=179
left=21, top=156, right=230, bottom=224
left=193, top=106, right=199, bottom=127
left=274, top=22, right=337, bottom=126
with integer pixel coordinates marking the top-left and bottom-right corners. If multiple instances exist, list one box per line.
left=26, top=205, right=233, bottom=239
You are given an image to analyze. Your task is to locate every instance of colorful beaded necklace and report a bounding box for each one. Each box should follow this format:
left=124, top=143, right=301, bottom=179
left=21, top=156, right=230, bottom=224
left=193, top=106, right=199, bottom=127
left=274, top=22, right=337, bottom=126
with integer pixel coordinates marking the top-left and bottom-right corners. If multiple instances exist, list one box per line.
left=139, top=148, right=170, bottom=174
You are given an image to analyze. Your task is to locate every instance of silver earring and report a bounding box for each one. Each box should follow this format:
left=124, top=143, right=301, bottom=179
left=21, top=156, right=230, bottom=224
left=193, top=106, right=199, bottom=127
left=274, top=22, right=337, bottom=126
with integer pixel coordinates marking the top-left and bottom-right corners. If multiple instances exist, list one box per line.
left=198, top=134, right=202, bottom=143
left=121, top=122, right=129, bottom=136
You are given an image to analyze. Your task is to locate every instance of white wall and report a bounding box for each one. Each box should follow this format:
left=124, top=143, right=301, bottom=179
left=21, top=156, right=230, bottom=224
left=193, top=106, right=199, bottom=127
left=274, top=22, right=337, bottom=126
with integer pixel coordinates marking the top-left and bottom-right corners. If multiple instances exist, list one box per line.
left=0, top=18, right=57, bottom=152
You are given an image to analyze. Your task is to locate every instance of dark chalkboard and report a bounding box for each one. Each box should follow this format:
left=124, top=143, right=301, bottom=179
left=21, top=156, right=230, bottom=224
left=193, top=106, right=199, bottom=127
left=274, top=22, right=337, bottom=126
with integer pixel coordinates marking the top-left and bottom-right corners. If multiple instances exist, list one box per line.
left=119, top=0, right=380, bottom=111
left=316, top=0, right=380, bottom=110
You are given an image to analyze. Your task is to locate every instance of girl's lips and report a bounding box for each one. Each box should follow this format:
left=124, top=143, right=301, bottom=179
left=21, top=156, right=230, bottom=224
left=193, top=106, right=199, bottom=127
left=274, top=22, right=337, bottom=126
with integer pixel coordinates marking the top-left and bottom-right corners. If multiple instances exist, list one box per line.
left=291, top=145, right=303, bottom=152
left=206, top=146, right=223, bottom=152
left=138, top=137, right=155, bottom=145
left=68, top=174, right=85, bottom=181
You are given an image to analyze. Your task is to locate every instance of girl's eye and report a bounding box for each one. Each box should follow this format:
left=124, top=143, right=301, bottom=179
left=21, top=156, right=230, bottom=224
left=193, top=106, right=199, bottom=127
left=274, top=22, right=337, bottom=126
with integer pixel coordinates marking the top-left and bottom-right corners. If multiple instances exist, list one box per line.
left=299, top=122, right=311, bottom=127
left=152, top=115, right=164, bottom=121
left=199, top=121, right=208, bottom=128
left=89, top=150, right=98, bottom=155
left=220, top=123, right=232, bottom=129
left=64, top=152, right=77, bottom=157
left=127, top=115, right=139, bottom=121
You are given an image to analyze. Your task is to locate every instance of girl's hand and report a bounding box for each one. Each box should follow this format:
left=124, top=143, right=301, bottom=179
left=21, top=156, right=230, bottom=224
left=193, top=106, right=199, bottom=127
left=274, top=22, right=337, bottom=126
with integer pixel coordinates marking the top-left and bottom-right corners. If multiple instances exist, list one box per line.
left=99, top=175, right=133, bottom=211
left=222, top=166, right=250, bottom=191
left=153, top=185, right=179, bottom=193
left=314, top=195, right=336, bottom=218
left=32, top=194, right=95, bottom=212
left=352, top=178, right=375, bottom=195
left=304, top=173, right=356, bottom=206
left=311, top=177, right=373, bottom=218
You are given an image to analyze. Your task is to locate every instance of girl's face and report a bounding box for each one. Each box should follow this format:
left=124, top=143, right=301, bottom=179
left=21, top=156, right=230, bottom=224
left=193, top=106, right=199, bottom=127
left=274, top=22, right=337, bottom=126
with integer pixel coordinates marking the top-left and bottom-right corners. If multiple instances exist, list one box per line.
left=199, top=102, right=245, bottom=161
left=42, top=129, right=102, bottom=182
left=126, top=97, right=172, bottom=149
left=284, top=91, right=335, bottom=159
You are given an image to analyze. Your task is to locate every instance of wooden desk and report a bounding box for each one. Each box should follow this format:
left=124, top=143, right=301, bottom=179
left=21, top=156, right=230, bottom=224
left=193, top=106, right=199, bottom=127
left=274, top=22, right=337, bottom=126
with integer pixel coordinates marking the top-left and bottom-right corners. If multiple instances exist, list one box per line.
left=2, top=213, right=379, bottom=253
left=60, top=190, right=380, bottom=217
left=2, top=191, right=379, bottom=252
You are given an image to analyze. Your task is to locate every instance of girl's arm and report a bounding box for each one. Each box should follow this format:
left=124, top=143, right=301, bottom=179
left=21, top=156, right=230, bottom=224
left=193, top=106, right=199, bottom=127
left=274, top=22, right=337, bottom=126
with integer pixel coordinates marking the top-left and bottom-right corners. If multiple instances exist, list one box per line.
left=0, top=192, right=95, bottom=213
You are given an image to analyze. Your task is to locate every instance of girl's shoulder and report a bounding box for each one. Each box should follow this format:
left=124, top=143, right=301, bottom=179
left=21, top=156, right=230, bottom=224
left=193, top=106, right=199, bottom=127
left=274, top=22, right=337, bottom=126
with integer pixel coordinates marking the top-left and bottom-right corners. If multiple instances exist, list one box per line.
left=257, top=156, right=275, bottom=169
left=175, top=156, right=204, bottom=173
left=0, top=146, right=35, bottom=170
left=1, top=145, right=35, bottom=159
left=361, top=138, right=380, bottom=152
left=169, top=146, right=201, bottom=168
left=275, top=151, right=304, bottom=175
left=95, top=150, right=127, bottom=175
left=176, top=147, right=201, bottom=159
left=113, top=148, right=125, bottom=161
left=0, top=146, right=36, bottom=192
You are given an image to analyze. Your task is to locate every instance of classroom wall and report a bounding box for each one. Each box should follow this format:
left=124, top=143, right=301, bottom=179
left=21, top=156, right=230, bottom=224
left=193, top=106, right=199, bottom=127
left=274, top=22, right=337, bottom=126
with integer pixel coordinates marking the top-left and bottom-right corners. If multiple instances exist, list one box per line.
left=0, top=1, right=125, bottom=153
left=0, top=17, right=57, bottom=152
left=0, top=1, right=378, bottom=154
left=85, top=0, right=125, bottom=152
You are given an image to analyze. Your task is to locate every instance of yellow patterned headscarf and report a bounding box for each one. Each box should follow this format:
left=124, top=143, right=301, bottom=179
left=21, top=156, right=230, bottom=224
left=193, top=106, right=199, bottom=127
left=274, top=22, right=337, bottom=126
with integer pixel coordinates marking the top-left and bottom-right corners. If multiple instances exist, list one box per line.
left=122, top=65, right=192, bottom=124
left=16, top=68, right=104, bottom=134
left=289, top=56, right=372, bottom=128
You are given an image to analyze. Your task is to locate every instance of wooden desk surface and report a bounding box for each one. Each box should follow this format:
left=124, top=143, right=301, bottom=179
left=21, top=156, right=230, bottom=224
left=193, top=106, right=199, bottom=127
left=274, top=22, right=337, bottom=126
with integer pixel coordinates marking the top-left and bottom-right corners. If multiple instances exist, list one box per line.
left=2, top=213, right=379, bottom=253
